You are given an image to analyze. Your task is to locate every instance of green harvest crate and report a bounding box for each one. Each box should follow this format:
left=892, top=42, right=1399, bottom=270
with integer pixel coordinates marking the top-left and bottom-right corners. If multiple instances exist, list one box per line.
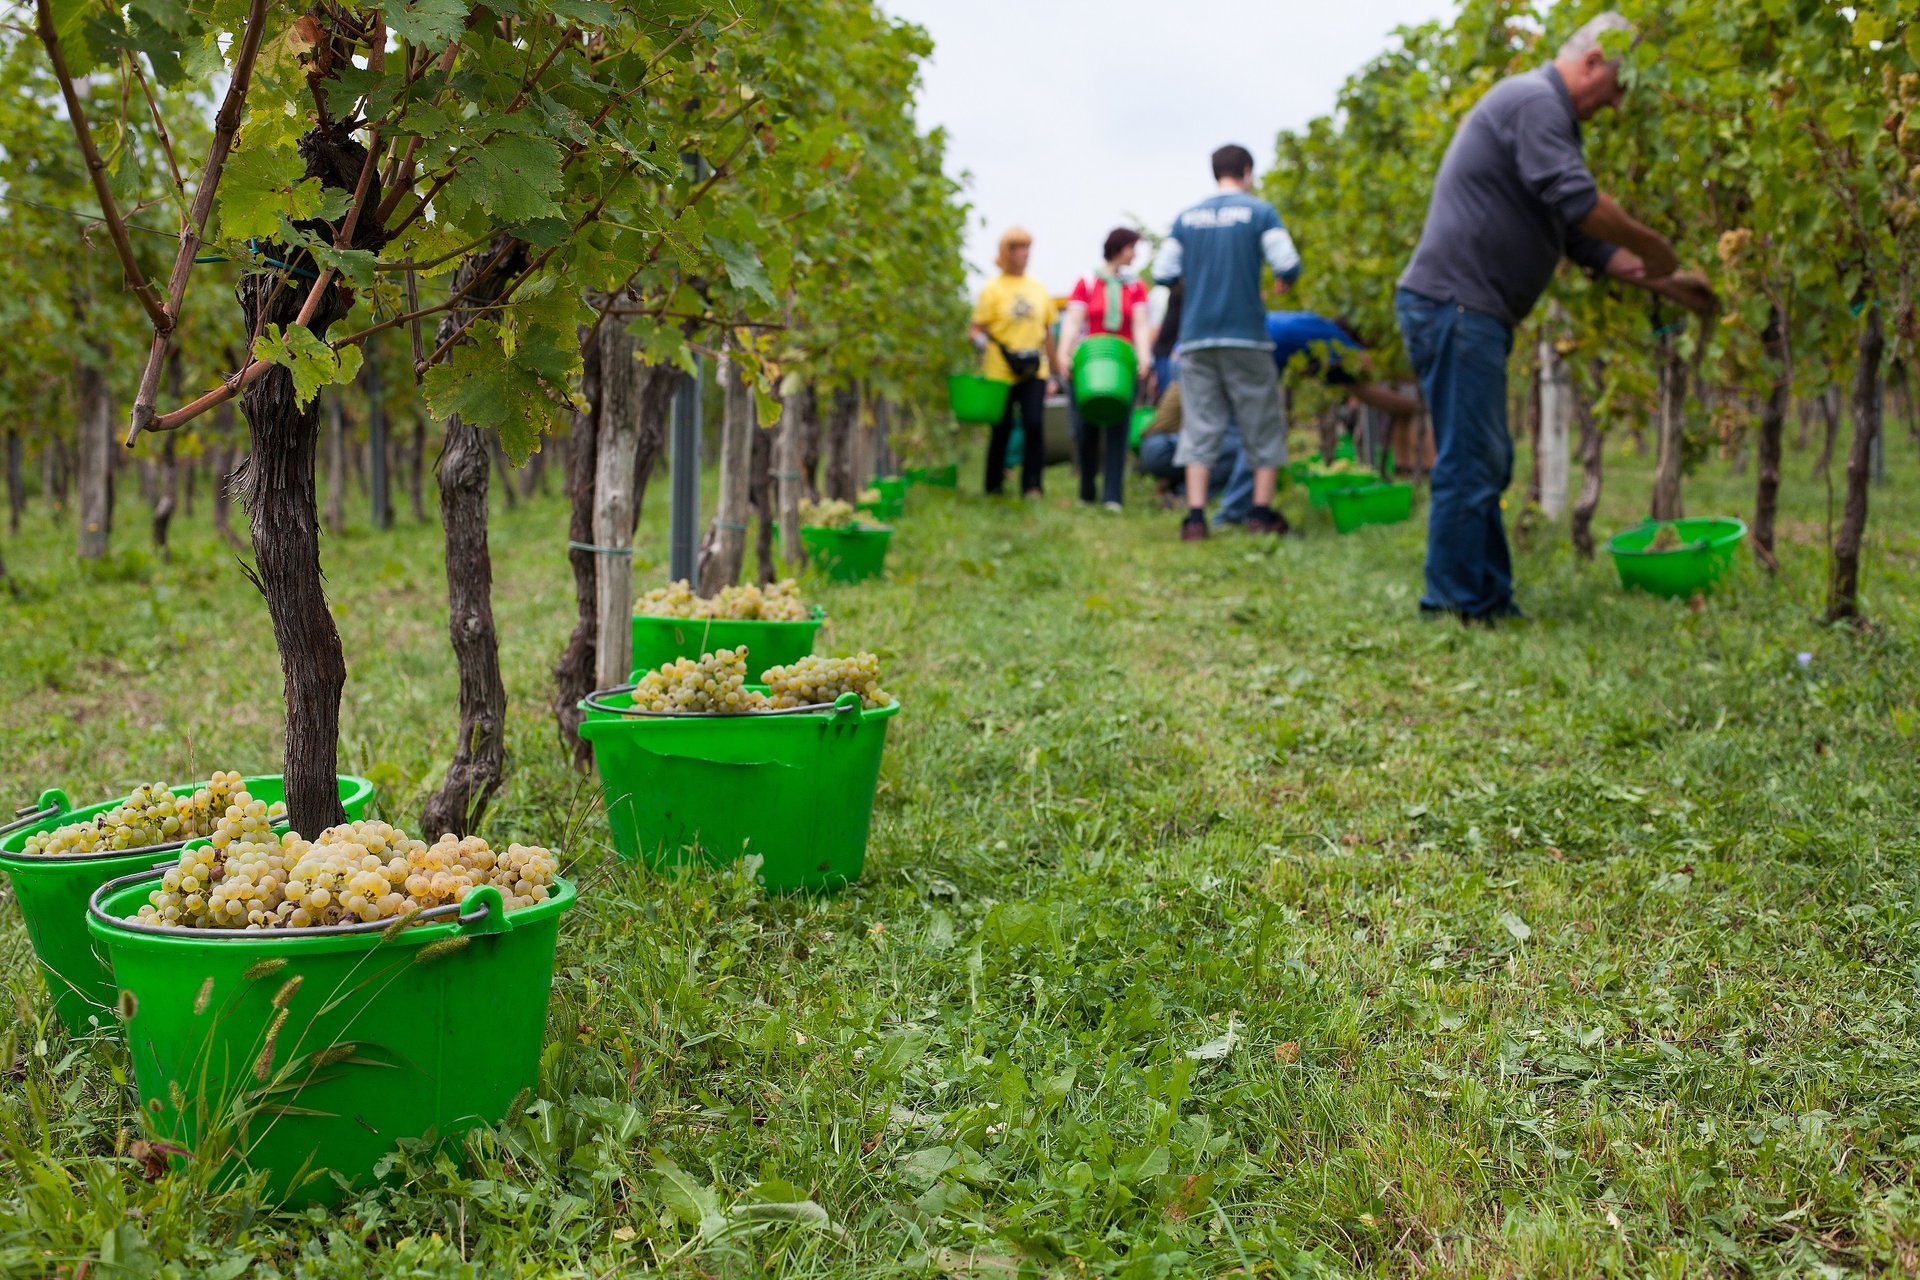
left=1607, top=517, right=1747, bottom=598
left=629, top=609, right=825, bottom=683
left=904, top=464, right=958, bottom=489
left=0, top=774, right=374, bottom=1037
left=1327, top=482, right=1415, bottom=534
left=87, top=873, right=573, bottom=1206
left=801, top=525, right=892, bottom=582
left=577, top=690, right=898, bottom=893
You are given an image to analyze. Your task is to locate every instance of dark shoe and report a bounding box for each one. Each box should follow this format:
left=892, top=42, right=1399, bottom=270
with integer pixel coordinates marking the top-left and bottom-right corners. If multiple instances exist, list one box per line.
left=1245, top=510, right=1293, bottom=536
left=1181, top=514, right=1209, bottom=541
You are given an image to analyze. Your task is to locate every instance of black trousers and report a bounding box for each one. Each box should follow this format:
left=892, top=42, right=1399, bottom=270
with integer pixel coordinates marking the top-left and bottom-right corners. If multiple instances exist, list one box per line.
left=985, top=378, right=1047, bottom=495
left=1071, top=400, right=1128, bottom=505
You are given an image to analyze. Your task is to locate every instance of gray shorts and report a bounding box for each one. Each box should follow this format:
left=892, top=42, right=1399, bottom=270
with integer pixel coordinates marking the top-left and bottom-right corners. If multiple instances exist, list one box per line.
left=1174, top=346, right=1287, bottom=470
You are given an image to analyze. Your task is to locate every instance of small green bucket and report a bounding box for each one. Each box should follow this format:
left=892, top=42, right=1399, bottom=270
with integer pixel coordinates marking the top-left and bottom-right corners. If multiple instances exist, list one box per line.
left=1607, top=517, right=1747, bottom=598
left=0, top=774, right=374, bottom=1037
left=801, top=525, right=892, bottom=582
left=858, top=496, right=904, bottom=522
left=630, top=610, right=825, bottom=683
left=1129, top=405, right=1155, bottom=449
left=904, top=464, right=958, bottom=489
left=873, top=476, right=909, bottom=505
left=86, top=872, right=573, bottom=1206
left=1328, top=482, right=1414, bottom=534
left=1303, top=471, right=1366, bottom=507
left=577, top=691, right=898, bottom=893
left=1071, top=335, right=1136, bottom=428
left=948, top=374, right=1010, bottom=426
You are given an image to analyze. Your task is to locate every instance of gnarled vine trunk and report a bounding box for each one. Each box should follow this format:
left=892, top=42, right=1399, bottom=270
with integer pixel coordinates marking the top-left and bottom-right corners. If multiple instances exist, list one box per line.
left=6, top=429, right=23, bottom=536
left=364, top=341, right=392, bottom=530
left=697, top=342, right=755, bottom=594
left=554, top=325, right=602, bottom=766
left=823, top=384, right=859, bottom=502
left=150, top=432, right=177, bottom=562
left=408, top=416, right=426, bottom=522
left=324, top=392, right=347, bottom=535
left=421, top=239, right=529, bottom=838
left=1570, top=360, right=1603, bottom=560
left=1752, top=307, right=1789, bottom=570
left=1649, top=331, right=1686, bottom=521
left=589, top=327, right=677, bottom=691
left=1827, top=306, right=1882, bottom=623
left=73, top=337, right=113, bottom=561
left=776, top=381, right=812, bottom=567
left=235, top=123, right=386, bottom=837
left=750, top=401, right=775, bottom=584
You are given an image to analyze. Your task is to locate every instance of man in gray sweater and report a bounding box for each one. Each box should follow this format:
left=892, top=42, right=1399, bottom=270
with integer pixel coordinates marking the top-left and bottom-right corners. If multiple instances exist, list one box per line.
left=1396, top=13, right=1714, bottom=621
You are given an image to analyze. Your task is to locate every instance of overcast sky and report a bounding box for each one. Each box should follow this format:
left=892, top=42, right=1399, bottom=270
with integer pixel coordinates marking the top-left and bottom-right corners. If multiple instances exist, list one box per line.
left=879, top=0, right=1454, bottom=293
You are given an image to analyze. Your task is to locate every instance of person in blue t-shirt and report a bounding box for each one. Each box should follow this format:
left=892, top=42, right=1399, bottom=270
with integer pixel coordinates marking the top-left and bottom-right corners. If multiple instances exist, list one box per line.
left=1153, top=144, right=1302, bottom=541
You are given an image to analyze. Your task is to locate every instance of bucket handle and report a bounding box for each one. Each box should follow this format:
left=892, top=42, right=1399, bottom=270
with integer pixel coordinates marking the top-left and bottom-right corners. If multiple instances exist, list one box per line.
left=579, top=683, right=843, bottom=718
left=87, top=868, right=525, bottom=940
left=0, top=789, right=70, bottom=839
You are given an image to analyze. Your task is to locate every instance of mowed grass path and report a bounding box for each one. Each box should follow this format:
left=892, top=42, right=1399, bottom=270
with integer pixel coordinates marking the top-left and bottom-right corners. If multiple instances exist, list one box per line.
left=3, top=437, right=1920, bottom=1278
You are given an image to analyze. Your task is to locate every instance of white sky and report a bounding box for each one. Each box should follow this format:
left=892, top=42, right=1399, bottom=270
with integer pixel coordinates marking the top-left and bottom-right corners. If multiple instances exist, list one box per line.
left=880, top=0, right=1454, bottom=293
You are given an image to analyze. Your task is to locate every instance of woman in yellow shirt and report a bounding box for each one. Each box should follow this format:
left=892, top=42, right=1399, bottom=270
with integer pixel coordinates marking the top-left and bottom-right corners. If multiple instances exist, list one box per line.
left=969, top=227, right=1061, bottom=497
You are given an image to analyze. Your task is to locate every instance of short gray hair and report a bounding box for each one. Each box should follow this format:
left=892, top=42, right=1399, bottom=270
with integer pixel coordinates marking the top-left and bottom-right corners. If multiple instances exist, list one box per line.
left=1559, top=12, right=1633, bottom=60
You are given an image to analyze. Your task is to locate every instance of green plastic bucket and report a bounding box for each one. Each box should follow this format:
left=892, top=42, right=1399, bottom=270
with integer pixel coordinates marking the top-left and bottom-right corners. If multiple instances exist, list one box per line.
left=858, top=496, right=905, bottom=522
left=948, top=374, right=1010, bottom=426
left=904, top=464, right=958, bottom=489
left=1303, top=471, right=1367, bottom=507
left=1129, top=405, right=1155, bottom=449
left=1607, top=517, right=1747, bottom=598
left=630, top=610, right=824, bottom=682
left=1071, top=336, right=1136, bottom=427
left=0, top=774, right=374, bottom=1037
left=801, top=525, right=891, bottom=582
left=873, top=477, right=909, bottom=505
left=86, top=872, right=572, bottom=1206
left=1328, top=482, right=1414, bottom=534
left=577, top=691, right=898, bottom=893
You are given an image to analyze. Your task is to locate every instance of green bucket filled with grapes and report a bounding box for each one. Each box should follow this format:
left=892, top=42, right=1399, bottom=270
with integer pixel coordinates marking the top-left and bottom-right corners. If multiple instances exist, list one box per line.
left=577, top=647, right=898, bottom=893
left=630, top=579, right=824, bottom=681
left=0, top=772, right=374, bottom=1037
left=87, top=840, right=574, bottom=1207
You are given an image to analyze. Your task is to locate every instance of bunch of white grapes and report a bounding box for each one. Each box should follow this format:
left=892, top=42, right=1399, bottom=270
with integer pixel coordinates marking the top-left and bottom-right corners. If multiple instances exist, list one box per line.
left=132, top=819, right=559, bottom=931
left=799, top=498, right=859, bottom=529
left=21, top=771, right=285, bottom=856
left=762, top=652, right=892, bottom=710
left=629, top=646, right=762, bottom=713
left=636, top=578, right=809, bottom=622
left=857, top=486, right=882, bottom=505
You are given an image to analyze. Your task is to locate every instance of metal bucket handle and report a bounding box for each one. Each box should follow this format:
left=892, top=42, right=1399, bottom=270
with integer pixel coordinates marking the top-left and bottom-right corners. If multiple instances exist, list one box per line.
left=88, top=868, right=523, bottom=940
left=0, top=789, right=70, bottom=839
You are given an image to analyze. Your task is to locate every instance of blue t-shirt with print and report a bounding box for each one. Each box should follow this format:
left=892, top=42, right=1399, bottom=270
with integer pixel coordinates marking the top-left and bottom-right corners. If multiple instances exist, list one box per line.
left=1156, top=191, right=1302, bottom=349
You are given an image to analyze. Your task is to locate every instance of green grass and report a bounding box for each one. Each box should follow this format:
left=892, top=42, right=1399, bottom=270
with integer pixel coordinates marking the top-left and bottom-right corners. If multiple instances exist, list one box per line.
left=4, top=434, right=1920, bottom=1278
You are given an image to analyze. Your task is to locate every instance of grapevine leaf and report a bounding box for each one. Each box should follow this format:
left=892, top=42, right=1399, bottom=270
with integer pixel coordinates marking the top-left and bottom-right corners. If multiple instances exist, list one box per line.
left=707, top=235, right=775, bottom=305
left=443, top=135, right=567, bottom=225
left=385, top=0, right=469, bottom=51
left=252, top=325, right=363, bottom=409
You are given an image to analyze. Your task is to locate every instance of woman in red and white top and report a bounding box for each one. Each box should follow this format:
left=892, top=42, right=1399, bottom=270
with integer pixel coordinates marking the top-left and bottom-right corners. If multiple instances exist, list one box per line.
left=1058, top=227, right=1154, bottom=509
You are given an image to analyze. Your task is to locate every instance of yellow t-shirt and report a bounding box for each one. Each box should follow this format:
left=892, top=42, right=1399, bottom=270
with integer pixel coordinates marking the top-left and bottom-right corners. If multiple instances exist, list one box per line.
left=972, top=273, right=1058, bottom=384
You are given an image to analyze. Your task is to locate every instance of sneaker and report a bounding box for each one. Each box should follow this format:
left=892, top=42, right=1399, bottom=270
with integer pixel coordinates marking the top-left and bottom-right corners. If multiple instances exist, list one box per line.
left=1181, top=513, right=1209, bottom=541
left=1103, top=501, right=1123, bottom=513
left=1245, top=510, right=1293, bottom=536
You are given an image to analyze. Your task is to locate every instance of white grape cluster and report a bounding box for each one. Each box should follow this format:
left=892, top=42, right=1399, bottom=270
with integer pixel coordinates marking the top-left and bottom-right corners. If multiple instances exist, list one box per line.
left=762, top=652, right=892, bottom=710
left=636, top=578, right=809, bottom=622
left=21, top=771, right=285, bottom=856
left=857, top=486, right=882, bottom=505
left=799, top=498, right=859, bottom=529
left=630, top=646, right=761, bottom=713
left=132, top=820, right=559, bottom=931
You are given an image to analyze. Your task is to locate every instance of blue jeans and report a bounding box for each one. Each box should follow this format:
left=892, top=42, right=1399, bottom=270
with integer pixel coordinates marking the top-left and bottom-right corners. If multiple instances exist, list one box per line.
left=1215, top=442, right=1255, bottom=525
left=1138, top=429, right=1240, bottom=503
left=1395, top=289, right=1515, bottom=617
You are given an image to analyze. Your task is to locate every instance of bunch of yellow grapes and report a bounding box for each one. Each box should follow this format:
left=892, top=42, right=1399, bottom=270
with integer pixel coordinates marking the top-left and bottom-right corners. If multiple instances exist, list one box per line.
left=132, top=820, right=559, bottom=930
left=762, top=652, right=893, bottom=710
left=636, top=578, right=809, bottom=621
left=799, top=498, right=859, bottom=529
left=21, top=771, right=285, bottom=856
left=629, top=646, right=761, bottom=713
